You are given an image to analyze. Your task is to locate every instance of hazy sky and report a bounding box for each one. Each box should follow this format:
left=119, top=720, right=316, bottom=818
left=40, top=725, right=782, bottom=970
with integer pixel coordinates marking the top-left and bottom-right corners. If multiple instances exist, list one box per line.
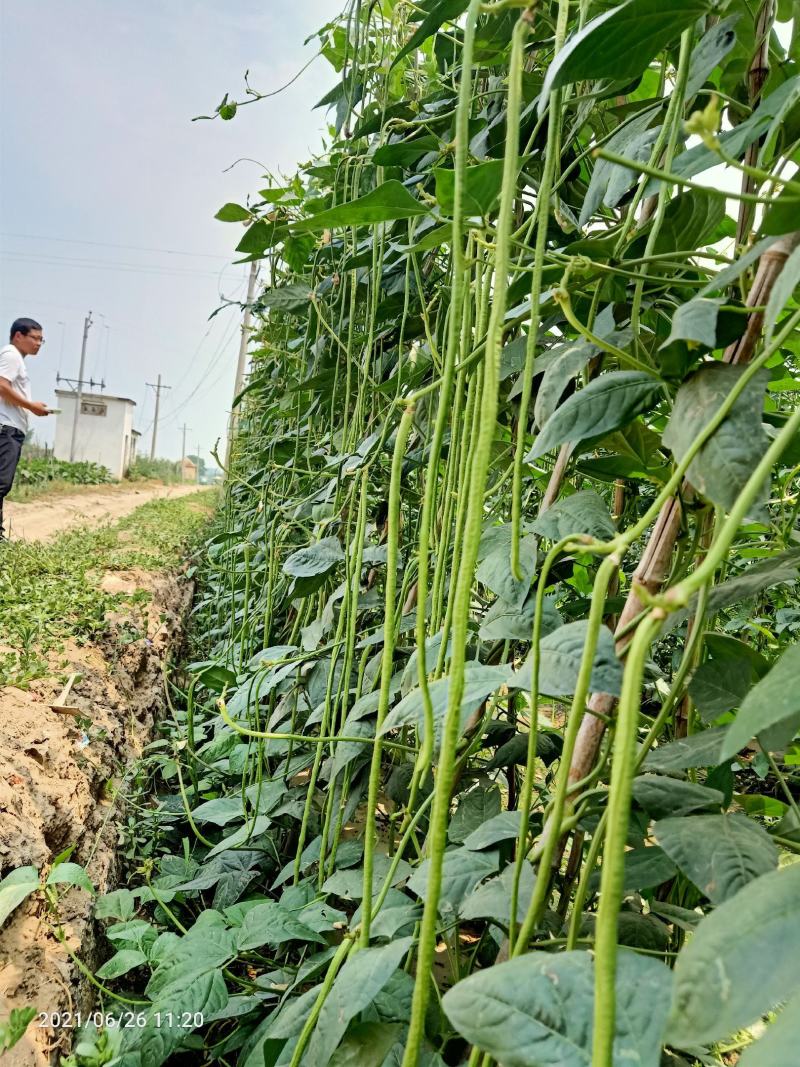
left=0, top=0, right=343, bottom=465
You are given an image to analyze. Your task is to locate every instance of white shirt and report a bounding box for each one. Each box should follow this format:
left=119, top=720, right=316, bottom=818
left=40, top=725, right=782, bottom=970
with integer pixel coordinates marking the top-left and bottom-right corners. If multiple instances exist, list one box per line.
left=0, top=343, right=31, bottom=433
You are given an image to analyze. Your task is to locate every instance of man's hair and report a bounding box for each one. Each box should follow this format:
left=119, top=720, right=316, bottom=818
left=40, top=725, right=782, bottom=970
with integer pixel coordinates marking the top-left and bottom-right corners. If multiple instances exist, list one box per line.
left=10, top=317, right=43, bottom=341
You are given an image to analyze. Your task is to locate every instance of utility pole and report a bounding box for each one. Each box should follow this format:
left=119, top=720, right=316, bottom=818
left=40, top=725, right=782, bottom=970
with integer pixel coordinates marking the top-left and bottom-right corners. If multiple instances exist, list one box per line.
left=180, top=423, right=190, bottom=481
left=196, top=442, right=201, bottom=484
left=69, top=311, right=93, bottom=462
left=146, top=375, right=171, bottom=460
left=226, top=261, right=259, bottom=466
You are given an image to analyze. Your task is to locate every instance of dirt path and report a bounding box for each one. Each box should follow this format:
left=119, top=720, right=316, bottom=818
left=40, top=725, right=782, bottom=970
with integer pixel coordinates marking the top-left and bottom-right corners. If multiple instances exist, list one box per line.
left=5, top=482, right=209, bottom=542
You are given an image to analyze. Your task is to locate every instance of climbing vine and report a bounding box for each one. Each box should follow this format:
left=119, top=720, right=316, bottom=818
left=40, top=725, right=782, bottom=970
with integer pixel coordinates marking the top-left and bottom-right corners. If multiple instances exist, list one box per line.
left=78, top=1, right=800, bottom=1064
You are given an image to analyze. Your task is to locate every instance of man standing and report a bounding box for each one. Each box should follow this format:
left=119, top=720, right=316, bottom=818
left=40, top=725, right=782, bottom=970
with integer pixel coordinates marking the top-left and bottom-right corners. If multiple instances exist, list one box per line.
left=0, top=318, right=51, bottom=539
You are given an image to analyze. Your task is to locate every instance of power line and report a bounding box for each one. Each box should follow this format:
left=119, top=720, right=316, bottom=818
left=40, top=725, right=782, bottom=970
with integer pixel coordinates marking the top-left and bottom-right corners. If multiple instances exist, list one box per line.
left=0, top=231, right=230, bottom=260
left=2, top=250, right=225, bottom=279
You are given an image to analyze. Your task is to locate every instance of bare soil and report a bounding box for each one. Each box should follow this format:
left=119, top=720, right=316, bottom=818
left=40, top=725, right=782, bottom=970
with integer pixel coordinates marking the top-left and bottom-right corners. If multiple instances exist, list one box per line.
left=4, top=483, right=208, bottom=543
left=0, top=567, right=194, bottom=1064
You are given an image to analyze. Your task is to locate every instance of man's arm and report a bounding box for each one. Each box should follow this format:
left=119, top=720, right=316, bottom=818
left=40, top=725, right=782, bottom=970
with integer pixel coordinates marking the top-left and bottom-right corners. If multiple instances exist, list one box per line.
left=0, top=376, right=49, bottom=417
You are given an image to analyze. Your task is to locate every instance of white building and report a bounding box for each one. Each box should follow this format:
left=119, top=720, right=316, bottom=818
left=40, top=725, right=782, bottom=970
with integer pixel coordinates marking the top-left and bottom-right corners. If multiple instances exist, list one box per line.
left=53, top=390, right=137, bottom=479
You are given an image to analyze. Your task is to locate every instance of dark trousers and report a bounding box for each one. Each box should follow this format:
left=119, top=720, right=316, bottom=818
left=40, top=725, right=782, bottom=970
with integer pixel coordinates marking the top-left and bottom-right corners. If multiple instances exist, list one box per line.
left=0, top=425, right=24, bottom=538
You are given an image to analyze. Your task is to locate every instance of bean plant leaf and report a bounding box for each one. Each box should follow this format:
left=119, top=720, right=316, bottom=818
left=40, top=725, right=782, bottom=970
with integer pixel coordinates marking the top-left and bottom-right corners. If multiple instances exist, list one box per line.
left=0, top=867, right=39, bottom=929
left=514, top=621, right=624, bottom=697
left=304, top=938, right=414, bottom=1067
left=459, top=861, right=535, bottom=925
left=685, top=14, right=740, bottom=96
left=667, top=863, right=800, bottom=1046
left=579, top=110, right=660, bottom=227
left=435, top=160, right=505, bottom=217
left=443, top=948, right=672, bottom=1066
left=449, top=786, right=502, bottom=844
left=529, top=372, right=663, bottom=460
left=283, top=536, right=344, bottom=577
left=541, top=0, right=708, bottom=101
left=688, top=657, right=753, bottom=722
left=654, top=813, right=777, bottom=903
left=721, top=642, right=800, bottom=760
left=534, top=340, right=595, bottom=427
left=632, top=774, right=724, bottom=819
left=237, top=901, right=327, bottom=950
left=391, top=0, right=470, bottom=66
left=530, top=490, right=616, bottom=542
left=408, top=848, right=499, bottom=914
left=662, top=364, right=770, bottom=512
left=293, top=181, right=428, bottom=231
left=661, top=298, right=722, bottom=350
left=738, top=993, right=800, bottom=1067
left=329, top=1023, right=402, bottom=1067
left=96, top=949, right=148, bottom=980
left=643, top=726, right=728, bottom=771
left=258, top=284, right=313, bottom=313
left=215, top=202, right=251, bottom=222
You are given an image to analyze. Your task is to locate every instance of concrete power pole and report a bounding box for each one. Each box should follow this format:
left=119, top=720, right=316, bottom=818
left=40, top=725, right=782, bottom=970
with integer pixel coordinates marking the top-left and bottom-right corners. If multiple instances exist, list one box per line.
left=196, top=442, right=201, bottom=484
left=180, top=423, right=190, bottom=481
left=69, top=311, right=93, bottom=462
left=146, top=375, right=171, bottom=460
left=226, top=261, right=259, bottom=467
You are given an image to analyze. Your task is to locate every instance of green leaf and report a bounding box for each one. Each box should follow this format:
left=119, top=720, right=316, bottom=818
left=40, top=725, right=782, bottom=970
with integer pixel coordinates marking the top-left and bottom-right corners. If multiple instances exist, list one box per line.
left=764, top=242, right=800, bottom=345
left=761, top=183, right=800, bottom=236
left=236, top=901, right=326, bottom=950
left=146, top=923, right=237, bottom=1003
left=667, top=863, right=800, bottom=1046
left=514, top=621, right=624, bottom=697
left=632, top=774, right=724, bottom=818
left=661, top=298, right=722, bottom=350
left=258, top=284, right=313, bottom=314
left=373, top=135, right=440, bottom=168
left=738, top=993, right=800, bottom=1067
left=476, top=523, right=537, bottom=609
left=580, top=109, right=660, bottom=227
left=459, top=861, right=535, bottom=925
left=449, top=786, right=502, bottom=844
left=283, top=537, right=344, bottom=578
left=534, top=340, right=595, bottom=427
left=329, top=1023, right=401, bottom=1067
left=435, top=160, right=505, bottom=217
left=96, top=888, right=136, bottom=921
left=689, top=657, right=753, bottom=723
left=685, top=14, right=740, bottom=96
left=721, top=642, right=800, bottom=760
left=304, top=938, right=414, bottom=1067
left=379, top=663, right=512, bottom=743
left=662, top=364, right=770, bottom=512
left=293, top=181, right=428, bottom=232
left=529, top=372, right=663, bottom=460
left=652, top=188, right=725, bottom=254
left=46, top=862, right=94, bottom=894
left=191, top=796, right=247, bottom=826
left=0, top=866, right=39, bottom=928
left=541, top=0, right=708, bottom=101
left=205, top=815, right=273, bottom=859
left=96, top=949, right=148, bottom=980
left=479, top=592, right=562, bottom=642
left=443, top=948, right=672, bottom=1067
left=594, top=846, right=678, bottom=893
left=391, top=0, right=470, bottom=66
left=699, top=235, right=779, bottom=296
left=408, top=847, right=499, bottom=914
left=463, top=810, right=524, bottom=850
left=644, top=726, right=728, bottom=772
left=0, top=1007, right=37, bottom=1052
left=215, top=202, right=251, bottom=223
left=236, top=218, right=288, bottom=256
left=530, top=490, right=616, bottom=543
left=654, top=813, right=777, bottom=904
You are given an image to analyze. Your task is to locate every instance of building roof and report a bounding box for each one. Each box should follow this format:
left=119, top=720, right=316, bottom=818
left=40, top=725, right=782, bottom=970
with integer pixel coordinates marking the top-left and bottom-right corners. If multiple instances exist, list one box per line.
left=55, top=389, right=136, bottom=405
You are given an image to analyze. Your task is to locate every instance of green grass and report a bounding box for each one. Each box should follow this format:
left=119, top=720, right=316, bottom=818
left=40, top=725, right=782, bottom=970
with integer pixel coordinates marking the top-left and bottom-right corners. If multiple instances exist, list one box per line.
left=0, top=490, right=215, bottom=688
